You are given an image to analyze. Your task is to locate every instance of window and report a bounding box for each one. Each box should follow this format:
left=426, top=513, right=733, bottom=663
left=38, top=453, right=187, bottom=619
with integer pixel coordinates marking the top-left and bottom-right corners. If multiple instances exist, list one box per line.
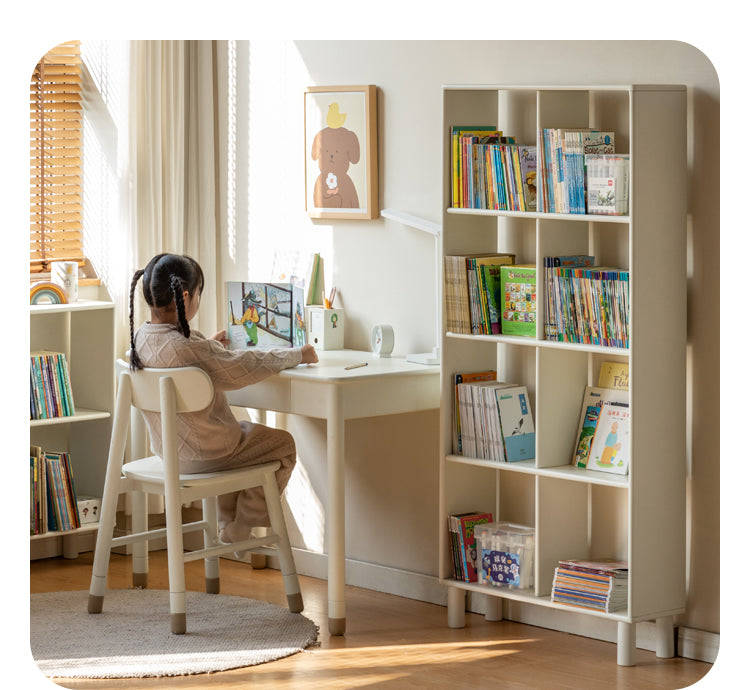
left=30, top=41, right=84, bottom=273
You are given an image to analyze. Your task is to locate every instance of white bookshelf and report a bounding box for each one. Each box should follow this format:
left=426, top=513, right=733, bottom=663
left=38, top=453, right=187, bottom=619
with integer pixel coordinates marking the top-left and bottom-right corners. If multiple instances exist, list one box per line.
left=30, top=288, right=115, bottom=559
left=438, top=85, right=687, bottom=666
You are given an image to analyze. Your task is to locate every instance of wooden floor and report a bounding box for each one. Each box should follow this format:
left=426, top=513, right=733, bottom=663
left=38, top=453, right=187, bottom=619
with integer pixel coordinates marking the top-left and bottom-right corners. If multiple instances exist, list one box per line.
left=29, top=551, right=713, bottom=690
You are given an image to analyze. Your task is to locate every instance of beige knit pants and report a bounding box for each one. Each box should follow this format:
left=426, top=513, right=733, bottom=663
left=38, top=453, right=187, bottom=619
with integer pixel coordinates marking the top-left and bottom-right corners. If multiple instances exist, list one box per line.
left=180, top=421, right=296, bottom=543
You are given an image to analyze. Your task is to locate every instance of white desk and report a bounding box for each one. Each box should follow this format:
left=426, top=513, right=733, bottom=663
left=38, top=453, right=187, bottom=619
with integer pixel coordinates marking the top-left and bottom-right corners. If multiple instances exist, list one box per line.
left=226, top=349, right=440, bottom=634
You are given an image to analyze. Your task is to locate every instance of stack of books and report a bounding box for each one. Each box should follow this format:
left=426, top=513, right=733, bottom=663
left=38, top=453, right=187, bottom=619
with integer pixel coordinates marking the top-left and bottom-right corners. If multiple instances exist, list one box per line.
left=31, top=445, right=82, bottom=534
left=453, top=373, right=535, bottom=463
left=551, top=559, right=628, bottom=612
left=30, top=350, right=75, bottom=420
left=448, top=511, right=493, bottom=582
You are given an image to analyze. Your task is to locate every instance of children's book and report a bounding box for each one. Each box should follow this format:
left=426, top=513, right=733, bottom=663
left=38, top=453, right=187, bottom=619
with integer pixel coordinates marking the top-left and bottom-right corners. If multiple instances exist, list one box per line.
left=518, top=145, right=537, bottom=211
left=448, top=511, right=493, bottom=582
left=572, top=386, right=629, bottom=468
left=495, top=385, right=535, bottom=462
left=452, top=371, right=496, bottom=455
left=226, top=281, right=306, bottom=350
left=500, top=264, right=536, bottom=337
left=597, top=361, right=630, bottom=391
left=587, top=401, right=631, bottom=474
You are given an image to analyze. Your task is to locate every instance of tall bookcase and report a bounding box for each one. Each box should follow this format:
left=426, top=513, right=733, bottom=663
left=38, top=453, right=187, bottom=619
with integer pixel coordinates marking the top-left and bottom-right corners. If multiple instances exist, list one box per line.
left=30, top=286, right=115, bottom=559
left=438, top=85, right=687, bottom=666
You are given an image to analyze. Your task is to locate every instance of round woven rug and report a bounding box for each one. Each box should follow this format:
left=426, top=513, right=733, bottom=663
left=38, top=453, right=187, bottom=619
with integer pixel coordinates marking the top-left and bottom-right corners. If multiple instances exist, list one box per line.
left=30, top=589, right=319, bottom=679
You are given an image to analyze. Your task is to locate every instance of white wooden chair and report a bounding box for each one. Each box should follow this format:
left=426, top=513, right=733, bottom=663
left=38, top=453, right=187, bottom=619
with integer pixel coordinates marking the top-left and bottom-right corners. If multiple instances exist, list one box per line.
left=87, top=359, right=303, bottom=634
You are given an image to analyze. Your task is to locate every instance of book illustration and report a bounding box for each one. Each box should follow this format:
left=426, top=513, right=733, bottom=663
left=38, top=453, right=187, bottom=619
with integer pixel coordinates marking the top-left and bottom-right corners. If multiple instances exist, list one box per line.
left=587, top=402, right=631, bottom=474
left=572, top=387, right=629, bottom=468
left=226, top=281, right=306, bottom=350
left=500, top=264, right=537, bottom=337
left=597, top=361, right=630, bottom=390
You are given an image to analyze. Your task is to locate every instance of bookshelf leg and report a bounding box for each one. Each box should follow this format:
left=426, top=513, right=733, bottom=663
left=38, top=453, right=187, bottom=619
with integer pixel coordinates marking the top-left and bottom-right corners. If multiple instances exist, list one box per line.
left=447, top=586, right=466, bottom=628
left=62, top=533, right=79, bottom=559
left=656, top=616, right=675, bottom=658
left=617, top=621, right=636, bottom=666
left=485, top=594, right=503, bottom=621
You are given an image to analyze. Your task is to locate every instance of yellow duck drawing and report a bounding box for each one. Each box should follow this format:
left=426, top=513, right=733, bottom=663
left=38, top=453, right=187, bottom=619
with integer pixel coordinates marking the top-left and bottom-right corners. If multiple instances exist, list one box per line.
left=327, top=102, right=347, bottom=129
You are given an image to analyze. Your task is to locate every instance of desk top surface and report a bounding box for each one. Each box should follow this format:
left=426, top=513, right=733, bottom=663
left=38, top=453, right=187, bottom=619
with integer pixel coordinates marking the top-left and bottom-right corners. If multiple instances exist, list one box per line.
left=279, top=349, right=439, bottom=382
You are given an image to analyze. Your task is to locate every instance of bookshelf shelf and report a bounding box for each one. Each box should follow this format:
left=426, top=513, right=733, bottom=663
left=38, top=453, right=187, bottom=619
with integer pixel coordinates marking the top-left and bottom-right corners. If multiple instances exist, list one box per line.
left=30, top=288, right=115, bottom=559
left=439, top=84, right=687, bottom=666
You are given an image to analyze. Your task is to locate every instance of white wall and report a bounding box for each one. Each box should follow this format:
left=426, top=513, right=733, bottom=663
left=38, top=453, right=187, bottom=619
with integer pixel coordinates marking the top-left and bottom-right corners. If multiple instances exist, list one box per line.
left=217, top=40, right=719, bottom=637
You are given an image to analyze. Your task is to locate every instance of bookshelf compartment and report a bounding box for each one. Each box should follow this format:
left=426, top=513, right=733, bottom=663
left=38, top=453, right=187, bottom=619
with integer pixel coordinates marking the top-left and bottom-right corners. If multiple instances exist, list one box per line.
left=29, top=294, right=115, bottom=558
left=439, top=84, right=686, bottom=663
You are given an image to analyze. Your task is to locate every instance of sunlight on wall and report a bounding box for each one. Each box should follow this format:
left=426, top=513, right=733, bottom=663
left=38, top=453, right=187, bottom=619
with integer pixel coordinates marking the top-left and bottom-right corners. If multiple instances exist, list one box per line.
left=285, top=450, right=326, bottom=553
left=226, top=40, right=237, bottom=263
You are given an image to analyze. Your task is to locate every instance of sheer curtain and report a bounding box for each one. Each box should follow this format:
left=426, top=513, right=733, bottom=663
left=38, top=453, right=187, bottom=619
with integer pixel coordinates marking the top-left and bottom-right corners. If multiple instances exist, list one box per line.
left=128, top=40, right=221, bottom=338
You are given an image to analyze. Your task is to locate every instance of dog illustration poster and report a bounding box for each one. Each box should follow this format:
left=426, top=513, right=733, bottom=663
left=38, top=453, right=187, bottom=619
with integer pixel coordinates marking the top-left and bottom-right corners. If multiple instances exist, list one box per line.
left=305, top=85, right=378, bottom=220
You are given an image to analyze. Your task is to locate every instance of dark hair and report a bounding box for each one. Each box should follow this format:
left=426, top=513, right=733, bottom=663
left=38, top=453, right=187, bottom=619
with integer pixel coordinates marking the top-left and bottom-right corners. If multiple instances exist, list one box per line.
left=129, top=254, right=205, bottom=370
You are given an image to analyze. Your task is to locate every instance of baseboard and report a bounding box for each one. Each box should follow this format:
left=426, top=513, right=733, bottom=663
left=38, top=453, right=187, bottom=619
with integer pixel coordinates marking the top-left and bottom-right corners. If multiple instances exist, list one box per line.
left=249, top=548, right=717, bottom=664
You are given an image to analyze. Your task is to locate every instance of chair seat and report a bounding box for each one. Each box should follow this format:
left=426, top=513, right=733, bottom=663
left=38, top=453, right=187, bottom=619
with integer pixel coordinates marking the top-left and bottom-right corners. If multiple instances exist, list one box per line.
left=123, top=456, right=281, bottom=486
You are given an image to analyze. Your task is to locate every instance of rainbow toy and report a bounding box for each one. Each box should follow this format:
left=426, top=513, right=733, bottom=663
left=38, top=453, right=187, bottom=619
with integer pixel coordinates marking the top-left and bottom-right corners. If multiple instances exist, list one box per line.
left=30, top=281, right=68, bottom=305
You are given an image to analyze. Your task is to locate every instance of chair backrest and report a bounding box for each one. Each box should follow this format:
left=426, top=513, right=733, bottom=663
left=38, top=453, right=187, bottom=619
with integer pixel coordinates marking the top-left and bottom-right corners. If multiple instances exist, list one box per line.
left=115, top=359, right=214, bottom=414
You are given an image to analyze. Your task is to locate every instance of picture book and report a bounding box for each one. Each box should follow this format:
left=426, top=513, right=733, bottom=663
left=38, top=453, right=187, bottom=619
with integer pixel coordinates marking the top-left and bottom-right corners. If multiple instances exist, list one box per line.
left=226, top=281, right=306, bottom=350
left=597, top=361, right=630, bottom=391
left=450, top=126, right=501, bottom=208
left=495, top=385, right=535, bottom=462
left=572, top=386, right=629, bottom=468
left=587, top=402, right=631, bottom=474
left=448, top=511, right=493, bottom=582
left=500, top=264, right=537, bottom=337
left=518, top=145, right=537, bottom=211
left=543, top=255, right=595, bottom=340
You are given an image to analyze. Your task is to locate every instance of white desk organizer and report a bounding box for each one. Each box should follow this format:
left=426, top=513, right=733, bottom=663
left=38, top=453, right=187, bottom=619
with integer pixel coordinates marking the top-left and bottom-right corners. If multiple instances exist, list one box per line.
left=305, top=306, right=345, bottom=350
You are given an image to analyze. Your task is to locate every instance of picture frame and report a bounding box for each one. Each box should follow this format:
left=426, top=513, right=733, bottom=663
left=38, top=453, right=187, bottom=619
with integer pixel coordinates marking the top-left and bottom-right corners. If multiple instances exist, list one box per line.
left=304, top=85, right=378, bottom=220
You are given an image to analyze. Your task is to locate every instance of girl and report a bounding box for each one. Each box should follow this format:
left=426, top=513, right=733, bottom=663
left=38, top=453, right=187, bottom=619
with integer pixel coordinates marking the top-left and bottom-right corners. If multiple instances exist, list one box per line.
left=129, top=253, right=318, bottom=549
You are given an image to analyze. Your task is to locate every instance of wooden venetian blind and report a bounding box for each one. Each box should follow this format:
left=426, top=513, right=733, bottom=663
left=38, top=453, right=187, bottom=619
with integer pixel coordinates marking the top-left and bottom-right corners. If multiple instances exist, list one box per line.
left=30, top=41, right=84, bottom=273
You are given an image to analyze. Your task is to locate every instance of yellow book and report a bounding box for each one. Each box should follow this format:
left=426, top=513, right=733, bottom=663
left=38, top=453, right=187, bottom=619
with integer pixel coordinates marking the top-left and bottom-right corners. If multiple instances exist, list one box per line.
left=597, top=361, right=629, bottom=391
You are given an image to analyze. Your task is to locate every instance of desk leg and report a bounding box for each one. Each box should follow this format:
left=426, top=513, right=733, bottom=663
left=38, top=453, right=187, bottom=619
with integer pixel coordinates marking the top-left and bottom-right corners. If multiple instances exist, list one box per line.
left=327, top=387, right=346, bottom=635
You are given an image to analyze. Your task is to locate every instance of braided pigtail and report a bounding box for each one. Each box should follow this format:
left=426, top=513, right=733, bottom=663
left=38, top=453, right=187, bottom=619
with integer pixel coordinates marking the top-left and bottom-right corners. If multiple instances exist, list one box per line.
left=129, top=269, right=146, bottom=371
left=170, top=274, right=191, bottom=339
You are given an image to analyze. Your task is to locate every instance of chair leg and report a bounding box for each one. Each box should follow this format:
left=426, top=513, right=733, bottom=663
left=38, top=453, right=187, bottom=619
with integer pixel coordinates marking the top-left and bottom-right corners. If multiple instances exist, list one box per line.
left=88, top=476, right=123, bottom=614
left=131, top=490, right=148, bottom=588
left=202, top=497, right=220, bottom=594
left=262, top=472, right=303, bottom=613
left=164, top=481, right=187, bottom=634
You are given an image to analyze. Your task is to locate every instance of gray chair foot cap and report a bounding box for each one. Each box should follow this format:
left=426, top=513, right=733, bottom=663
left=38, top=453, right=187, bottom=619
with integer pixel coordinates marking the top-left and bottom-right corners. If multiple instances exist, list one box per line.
left=287, top=591, right=304, bottom=613
left=205, top=577, right=220, bottom=594
left=171, top=612, right=187, bottom=634
left=87, top=594, right=104, bottom=614
left=132, top=572, right=148, bottom=588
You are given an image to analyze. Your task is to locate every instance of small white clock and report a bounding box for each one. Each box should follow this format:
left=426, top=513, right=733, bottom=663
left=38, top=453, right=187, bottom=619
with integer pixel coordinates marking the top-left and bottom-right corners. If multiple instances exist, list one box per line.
left=371, top=324, right=394, bottom=357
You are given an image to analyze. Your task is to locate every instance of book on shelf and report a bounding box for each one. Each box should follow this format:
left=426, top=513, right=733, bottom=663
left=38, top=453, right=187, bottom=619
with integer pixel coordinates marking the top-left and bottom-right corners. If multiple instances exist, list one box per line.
left=449, top=124, right=537, bottom=212
left=30, top=350, right=75, bottom=420
left=495, top=385, right=536, bottom=462
left=587, top=401, right=631, bottom=475
left=444, top=253, right=515, bottom=335
left=552, top=558, right=628, bottom=613
left=455, top=378, right=535, bottom=462
left=226, top=281, right=306, bottom=351
left=452, top=370, right=497, bottom=455
left=30, top=445, right=47, bottom=535
left=39, top=449, right=82, bottom=532
left=586, top=154, right=630, bottom=216
left=572, top=386, right=629, bottom=469
left=544, top=262, right=630, bottom=347
left=538, top=129, right=615, bottom=214
left=447, top=511, right=493, bottom=582
left=500, top=264, right=537, bottom=337
left=597, top=361, right=629, bottom=390
left=543, top=255, right=595, bottom=339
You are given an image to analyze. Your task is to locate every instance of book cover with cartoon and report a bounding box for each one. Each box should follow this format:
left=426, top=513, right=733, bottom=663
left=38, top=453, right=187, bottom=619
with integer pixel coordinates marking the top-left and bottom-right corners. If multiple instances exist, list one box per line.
left=587, top=402, right=631, bottom=474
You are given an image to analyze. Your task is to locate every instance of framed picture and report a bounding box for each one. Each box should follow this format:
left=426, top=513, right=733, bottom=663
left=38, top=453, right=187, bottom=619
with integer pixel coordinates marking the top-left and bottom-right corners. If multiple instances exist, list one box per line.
left=304, top=85, right=378, bottom=220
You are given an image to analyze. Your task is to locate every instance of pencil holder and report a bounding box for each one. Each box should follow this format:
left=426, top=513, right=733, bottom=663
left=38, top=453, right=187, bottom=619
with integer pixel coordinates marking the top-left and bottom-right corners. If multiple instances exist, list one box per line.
left=305, top=306, right=345, bottom=350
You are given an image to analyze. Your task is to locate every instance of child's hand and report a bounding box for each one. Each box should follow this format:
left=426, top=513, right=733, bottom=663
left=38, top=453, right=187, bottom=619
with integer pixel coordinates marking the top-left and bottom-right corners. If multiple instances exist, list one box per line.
left=300, top=344, right=319, bottom=364
left=211, top=329, right=230, bottom=348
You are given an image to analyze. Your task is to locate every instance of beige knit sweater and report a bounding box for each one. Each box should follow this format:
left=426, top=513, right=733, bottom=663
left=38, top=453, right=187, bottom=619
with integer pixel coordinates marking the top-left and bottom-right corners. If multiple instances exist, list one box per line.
left=133, top=322, right=302, bottom=466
